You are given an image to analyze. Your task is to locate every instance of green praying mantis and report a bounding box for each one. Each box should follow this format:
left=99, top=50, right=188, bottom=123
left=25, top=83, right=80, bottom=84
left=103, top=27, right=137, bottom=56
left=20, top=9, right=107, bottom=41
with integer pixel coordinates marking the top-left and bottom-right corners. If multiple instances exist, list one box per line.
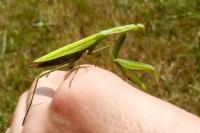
left=23, top=23, right=159, bottom=125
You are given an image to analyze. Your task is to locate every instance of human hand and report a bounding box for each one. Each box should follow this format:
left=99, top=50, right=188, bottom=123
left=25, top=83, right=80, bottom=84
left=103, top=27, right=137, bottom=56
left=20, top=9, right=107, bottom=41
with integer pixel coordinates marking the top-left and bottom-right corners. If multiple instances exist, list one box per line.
left=6, top=65, right=200, bottom=133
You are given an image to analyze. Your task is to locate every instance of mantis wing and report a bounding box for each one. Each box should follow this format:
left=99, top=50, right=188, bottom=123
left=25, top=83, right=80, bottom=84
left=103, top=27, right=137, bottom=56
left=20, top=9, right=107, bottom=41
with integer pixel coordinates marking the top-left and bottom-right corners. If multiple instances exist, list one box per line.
left=34, top=34, right=102, bottom=63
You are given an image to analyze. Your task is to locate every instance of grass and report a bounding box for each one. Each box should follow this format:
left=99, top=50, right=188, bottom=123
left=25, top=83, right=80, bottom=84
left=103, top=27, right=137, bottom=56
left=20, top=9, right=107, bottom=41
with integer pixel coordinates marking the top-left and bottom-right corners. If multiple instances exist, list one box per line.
left=0, top=0, right=200, bottom=131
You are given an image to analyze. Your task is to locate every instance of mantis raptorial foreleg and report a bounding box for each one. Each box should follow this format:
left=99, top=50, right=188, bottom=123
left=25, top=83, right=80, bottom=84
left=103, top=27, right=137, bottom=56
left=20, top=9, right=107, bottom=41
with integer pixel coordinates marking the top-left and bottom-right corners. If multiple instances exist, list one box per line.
left=112, top=32, right=160, bottom=90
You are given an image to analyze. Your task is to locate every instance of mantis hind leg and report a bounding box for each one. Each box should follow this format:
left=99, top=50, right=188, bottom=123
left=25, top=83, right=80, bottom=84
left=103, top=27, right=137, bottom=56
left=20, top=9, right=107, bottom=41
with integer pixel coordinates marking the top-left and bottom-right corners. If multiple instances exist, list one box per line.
left=22, top=63, right=72, bottom=125
left=22, top=71, right=49, bottom=125
left=63, top=65, right=91, bottom=88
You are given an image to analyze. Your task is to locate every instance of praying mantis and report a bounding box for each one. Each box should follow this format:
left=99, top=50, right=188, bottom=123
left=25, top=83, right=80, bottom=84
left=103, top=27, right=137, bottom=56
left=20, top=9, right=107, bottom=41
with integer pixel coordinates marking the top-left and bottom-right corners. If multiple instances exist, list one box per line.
left=23, top=23, right=159, bottom=125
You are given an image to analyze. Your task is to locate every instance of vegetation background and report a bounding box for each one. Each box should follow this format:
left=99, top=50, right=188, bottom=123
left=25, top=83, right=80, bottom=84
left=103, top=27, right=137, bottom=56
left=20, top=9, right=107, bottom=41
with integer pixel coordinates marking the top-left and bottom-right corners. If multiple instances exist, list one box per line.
left=0, top=0, right=200, bottom=131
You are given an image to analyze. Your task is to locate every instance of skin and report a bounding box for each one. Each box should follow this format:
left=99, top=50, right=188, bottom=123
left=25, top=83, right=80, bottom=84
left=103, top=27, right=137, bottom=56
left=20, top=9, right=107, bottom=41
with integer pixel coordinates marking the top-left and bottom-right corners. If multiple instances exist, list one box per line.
left=7, top=65, right=200, bottom=133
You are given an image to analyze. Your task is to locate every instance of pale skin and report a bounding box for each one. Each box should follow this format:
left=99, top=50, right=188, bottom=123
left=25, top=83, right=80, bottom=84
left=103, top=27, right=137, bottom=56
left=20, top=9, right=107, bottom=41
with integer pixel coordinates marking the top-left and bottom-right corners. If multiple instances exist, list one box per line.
left=7, top=65, right=200, bottom=133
